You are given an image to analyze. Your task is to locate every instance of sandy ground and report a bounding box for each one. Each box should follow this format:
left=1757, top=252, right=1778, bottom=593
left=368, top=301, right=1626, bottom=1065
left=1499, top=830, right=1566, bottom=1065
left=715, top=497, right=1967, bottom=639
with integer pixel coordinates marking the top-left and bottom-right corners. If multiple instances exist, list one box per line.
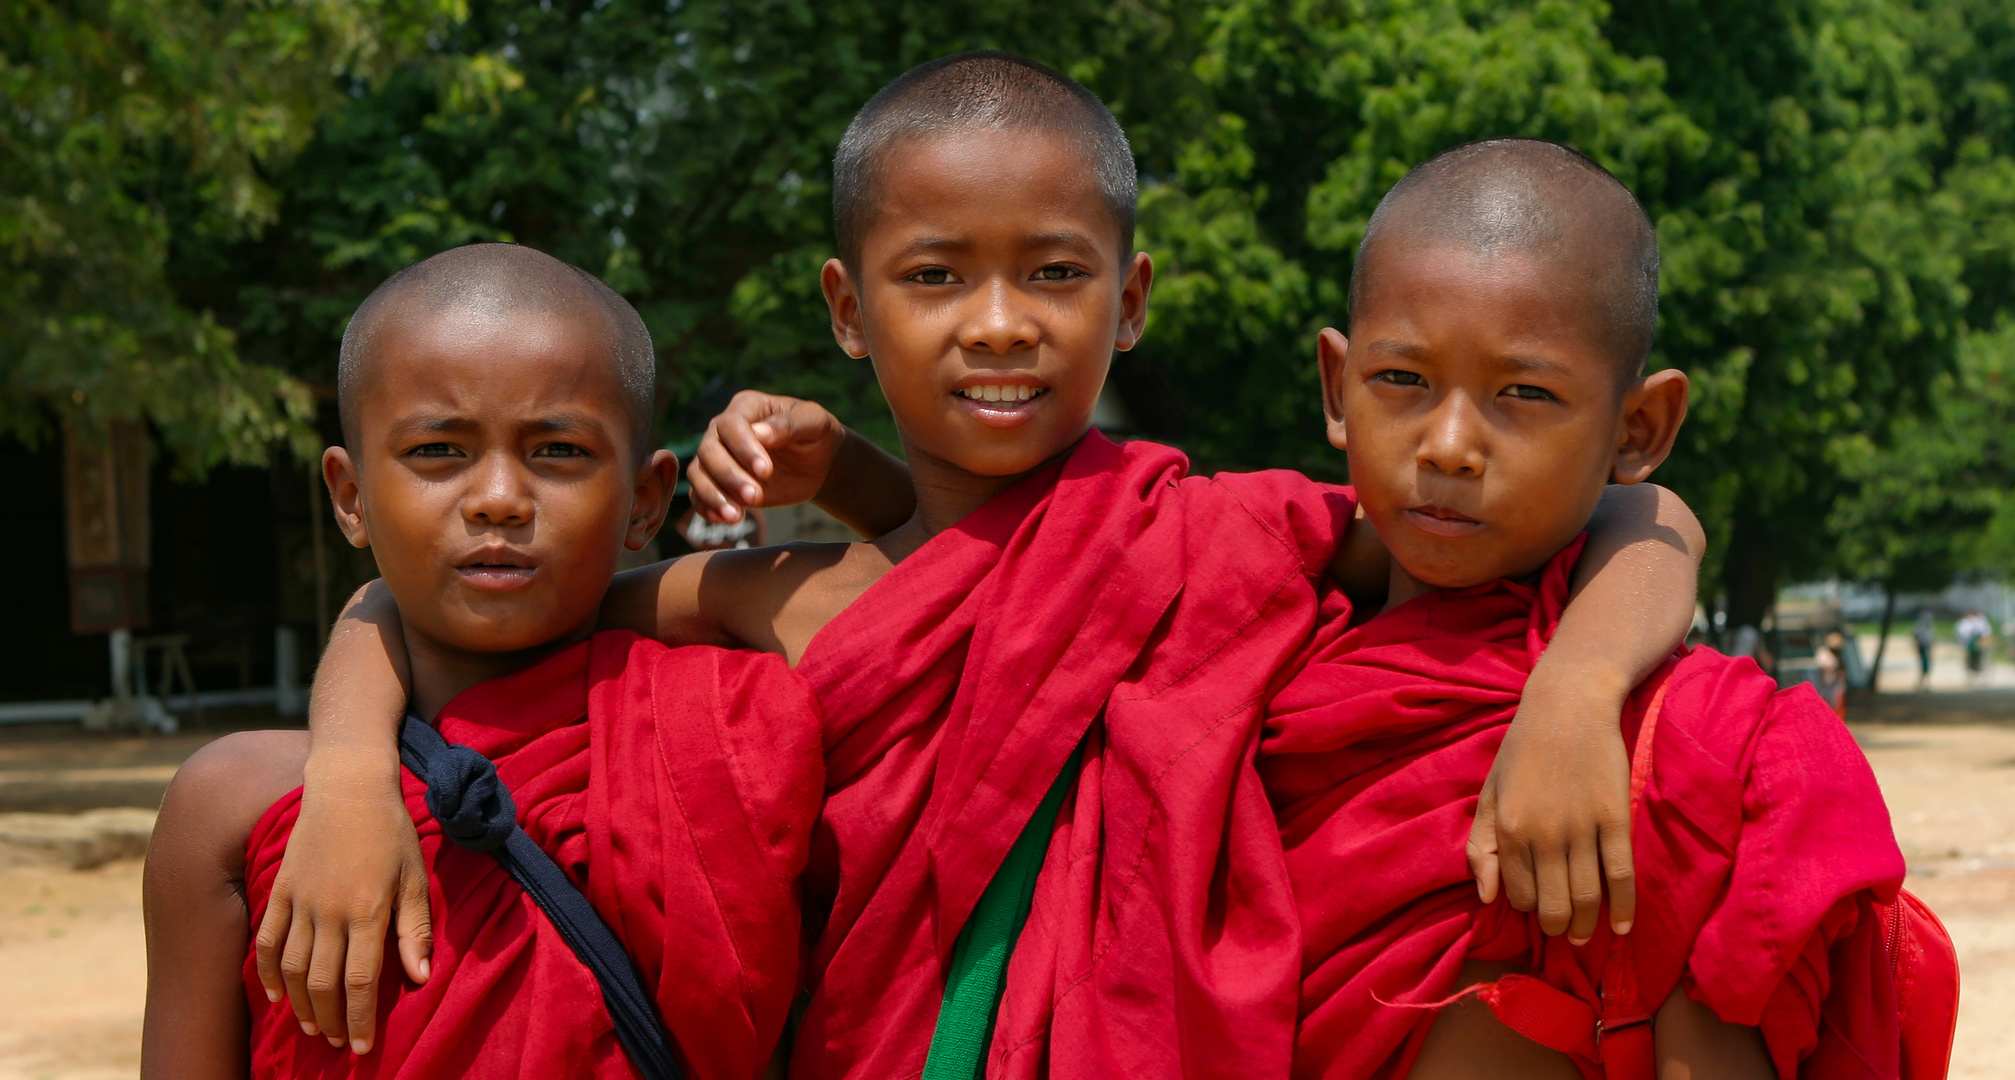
left=0, top=693, right=2009, bottom=1078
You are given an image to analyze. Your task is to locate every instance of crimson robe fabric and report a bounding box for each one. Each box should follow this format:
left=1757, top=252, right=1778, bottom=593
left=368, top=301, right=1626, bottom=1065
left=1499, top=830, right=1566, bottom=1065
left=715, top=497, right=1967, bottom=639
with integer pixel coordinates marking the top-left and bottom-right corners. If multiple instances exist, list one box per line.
left=791, top=431, right=1355, bottom=1080
left=241, top=632, right=823, bottom=1080
left=1263, top=538, right=1909, bottom=1080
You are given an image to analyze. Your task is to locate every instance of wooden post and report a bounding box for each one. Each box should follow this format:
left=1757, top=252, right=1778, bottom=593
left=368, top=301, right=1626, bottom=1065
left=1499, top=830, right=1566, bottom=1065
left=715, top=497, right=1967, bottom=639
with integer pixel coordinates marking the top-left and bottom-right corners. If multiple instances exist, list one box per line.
left=64, top=420, right=150, bottom=634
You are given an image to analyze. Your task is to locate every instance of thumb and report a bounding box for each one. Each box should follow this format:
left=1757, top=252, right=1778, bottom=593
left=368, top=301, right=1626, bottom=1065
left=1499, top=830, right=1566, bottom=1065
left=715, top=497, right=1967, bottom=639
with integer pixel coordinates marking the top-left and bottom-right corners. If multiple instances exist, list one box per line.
left=393, top=858, right=434, bottom=985
left=1467, top=782, right=1501, bottom=904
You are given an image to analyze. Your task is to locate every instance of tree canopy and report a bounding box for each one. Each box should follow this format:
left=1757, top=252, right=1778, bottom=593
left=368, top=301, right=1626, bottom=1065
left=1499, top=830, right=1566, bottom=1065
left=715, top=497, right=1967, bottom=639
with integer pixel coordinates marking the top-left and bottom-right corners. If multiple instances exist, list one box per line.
left=7, top=0, right=2012, bottom=609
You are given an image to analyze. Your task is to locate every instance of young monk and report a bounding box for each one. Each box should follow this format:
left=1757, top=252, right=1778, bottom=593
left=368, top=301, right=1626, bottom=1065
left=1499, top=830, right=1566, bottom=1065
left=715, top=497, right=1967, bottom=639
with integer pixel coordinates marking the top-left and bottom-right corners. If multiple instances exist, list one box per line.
left=260, top=54, right=1707, bottom=1080
left=1259, top=138, right=1935, bottom=1079
left=141, top=244, right=828, bottom=1079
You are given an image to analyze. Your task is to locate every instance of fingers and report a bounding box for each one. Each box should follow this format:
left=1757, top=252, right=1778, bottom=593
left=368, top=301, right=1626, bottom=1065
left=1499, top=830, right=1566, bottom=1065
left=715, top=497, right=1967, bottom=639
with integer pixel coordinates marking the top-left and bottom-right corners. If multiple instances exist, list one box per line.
left=394, top=859, right=435, bottom=987
left=1601, top=817, right=1637, bottom=935
left=253, top=890, right=292, bottom=1004
left=1565, top=833, right=1604, bottom=945
left=306, top=918, right=351, bottom=1047
left=1466, top=788, right=1501, bottom=905
left=1499, top=828, right=1538, bottom=918
left=1533, top=839, right=1573, bottom=939
left=690, top=414, right=769, bottom=524
left=343, top=916, right=384, bottom=1054
left=278, top=907, right=319, bottom=1036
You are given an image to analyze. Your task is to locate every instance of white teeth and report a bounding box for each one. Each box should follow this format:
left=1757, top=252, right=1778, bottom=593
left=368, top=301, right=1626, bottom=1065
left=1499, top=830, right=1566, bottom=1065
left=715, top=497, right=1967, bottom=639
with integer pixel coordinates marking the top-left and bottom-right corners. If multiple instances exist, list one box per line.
left=958, top=385, right=1043, bottom=403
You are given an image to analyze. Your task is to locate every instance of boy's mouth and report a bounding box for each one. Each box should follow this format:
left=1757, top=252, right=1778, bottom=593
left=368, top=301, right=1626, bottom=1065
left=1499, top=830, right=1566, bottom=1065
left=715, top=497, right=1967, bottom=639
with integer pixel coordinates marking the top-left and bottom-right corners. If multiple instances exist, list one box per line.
left=1402, top=503, right=1483, bottom=538
left=456, top=547, right=539, bottom=591
left=952, top=379, right=1049, bottom=428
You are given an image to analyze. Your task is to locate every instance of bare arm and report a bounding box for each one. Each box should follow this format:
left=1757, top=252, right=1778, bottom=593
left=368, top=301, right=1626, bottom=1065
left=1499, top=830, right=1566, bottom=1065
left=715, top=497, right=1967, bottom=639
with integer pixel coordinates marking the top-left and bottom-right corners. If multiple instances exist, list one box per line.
left=1470, top=483, right=1705, bottom=944
left=251, top=582, right=432, bottom=1055
left=814, top=427, right=916, bottom=538
left=1554, top=482, right=1706, bottom=694
left=144, top=730, right=311, bottom=1077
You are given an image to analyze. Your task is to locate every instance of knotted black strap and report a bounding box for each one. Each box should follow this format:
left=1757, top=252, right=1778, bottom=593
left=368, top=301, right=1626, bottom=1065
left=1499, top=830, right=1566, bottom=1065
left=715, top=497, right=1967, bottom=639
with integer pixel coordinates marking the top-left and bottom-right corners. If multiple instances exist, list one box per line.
left=399, top=714, right=683, bottom=1080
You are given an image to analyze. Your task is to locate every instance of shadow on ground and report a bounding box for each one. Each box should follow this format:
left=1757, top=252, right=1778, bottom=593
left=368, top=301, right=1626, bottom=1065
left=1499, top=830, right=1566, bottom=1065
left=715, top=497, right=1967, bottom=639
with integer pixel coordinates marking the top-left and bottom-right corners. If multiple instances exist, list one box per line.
left=0, top=706, right=301, bottom=814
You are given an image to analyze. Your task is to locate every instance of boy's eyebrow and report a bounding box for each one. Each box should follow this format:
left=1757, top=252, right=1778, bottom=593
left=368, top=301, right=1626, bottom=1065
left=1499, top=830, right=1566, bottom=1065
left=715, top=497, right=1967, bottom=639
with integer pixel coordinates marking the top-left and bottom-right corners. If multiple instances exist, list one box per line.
left=897, top=236, right=973, bottom=256
left=1364, top=339, right=1425, bottom=357
left=893, top=231, right=1101, bottom=257
left=1023, top=230, right=1098, bottom=248
left=522, top=414, right=607, bottom=434
left=389, top=413, right=611, bottom=436
left=1502, top=355, right=1575, bottom=378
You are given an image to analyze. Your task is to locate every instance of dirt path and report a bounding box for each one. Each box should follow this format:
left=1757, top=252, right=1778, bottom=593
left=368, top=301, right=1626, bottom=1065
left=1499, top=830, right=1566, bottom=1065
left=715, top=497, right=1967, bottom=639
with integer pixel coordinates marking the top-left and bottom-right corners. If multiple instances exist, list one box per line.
left=0, top=860, right=146, bottom=1080
left=0, top=697, right=2009, bottom=1078
left=1852, top=709, right=2015, bottom=1080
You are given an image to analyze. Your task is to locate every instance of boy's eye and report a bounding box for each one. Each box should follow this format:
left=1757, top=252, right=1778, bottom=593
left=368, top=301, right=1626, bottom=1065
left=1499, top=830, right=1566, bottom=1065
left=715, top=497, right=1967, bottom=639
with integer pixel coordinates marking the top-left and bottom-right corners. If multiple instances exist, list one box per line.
left=532, top=443, right=591, bottom=458
left=1372, top=370, right=1427, bottom=388
left=408, top=443, right=462, bottom=458
left=1033, top=264, right=1086, bottom=282
left=1502, top=384, right=1557, bottom=402
left=907, top=267, right=960, bottom=285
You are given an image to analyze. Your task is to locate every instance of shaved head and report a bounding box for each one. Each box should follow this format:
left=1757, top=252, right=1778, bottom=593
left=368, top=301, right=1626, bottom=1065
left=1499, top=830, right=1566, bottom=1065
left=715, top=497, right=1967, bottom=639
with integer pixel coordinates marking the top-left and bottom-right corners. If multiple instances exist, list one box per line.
left=833, top=50, right=1136, bottom=267
left=337, top=243, right=656, bottom=453
left=1349, top=138, right=1660, bottom=374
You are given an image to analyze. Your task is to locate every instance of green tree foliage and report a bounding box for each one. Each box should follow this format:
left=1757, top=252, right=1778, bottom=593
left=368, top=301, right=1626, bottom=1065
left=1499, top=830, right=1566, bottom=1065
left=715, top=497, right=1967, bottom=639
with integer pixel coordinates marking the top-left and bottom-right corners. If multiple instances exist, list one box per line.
left=201, top=2, right=1177, bottom=448
left=14, top=0, right=2013, bottom=608
left=1831, top=319, right=2015, bottom=588
left=1, top=0, right=460, bottom=469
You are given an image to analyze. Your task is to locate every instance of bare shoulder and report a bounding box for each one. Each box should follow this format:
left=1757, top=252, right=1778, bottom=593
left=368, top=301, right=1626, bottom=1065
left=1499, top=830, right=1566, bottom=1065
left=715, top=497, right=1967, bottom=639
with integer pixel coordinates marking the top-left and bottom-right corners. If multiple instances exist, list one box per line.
left=700, top=540, right=893, bottom=663
left=154, top=730, right=309, bottom=874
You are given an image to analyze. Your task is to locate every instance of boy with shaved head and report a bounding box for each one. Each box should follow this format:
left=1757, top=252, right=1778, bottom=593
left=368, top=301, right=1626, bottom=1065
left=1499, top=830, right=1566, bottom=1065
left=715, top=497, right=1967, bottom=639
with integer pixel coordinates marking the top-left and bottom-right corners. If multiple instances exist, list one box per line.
left=253, top=56, right=1714, bottom=1080
left=144, top=243, right=826, bottom=1080
left=1262, top=138, right=1945, bottom=1079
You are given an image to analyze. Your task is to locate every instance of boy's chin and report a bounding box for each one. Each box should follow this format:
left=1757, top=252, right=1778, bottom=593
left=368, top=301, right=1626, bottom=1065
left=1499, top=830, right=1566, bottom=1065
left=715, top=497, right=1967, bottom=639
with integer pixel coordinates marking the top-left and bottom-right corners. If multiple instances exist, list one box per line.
left=929, top=422, right=1094, bottom=479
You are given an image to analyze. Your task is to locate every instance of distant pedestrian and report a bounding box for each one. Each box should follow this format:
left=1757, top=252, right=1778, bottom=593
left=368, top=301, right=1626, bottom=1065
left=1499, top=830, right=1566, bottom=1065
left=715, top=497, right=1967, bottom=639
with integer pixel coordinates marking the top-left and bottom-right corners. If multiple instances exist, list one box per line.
left=1816, top=630, right=1849, bottom=717
left=1957, top=610, right=1990, bottom=684
left=1913, top=611, right=1936, bottom=690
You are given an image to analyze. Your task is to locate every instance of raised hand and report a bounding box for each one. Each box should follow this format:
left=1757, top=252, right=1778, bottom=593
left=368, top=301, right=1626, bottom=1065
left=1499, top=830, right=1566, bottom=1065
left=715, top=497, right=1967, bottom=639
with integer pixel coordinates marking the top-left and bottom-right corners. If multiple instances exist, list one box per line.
left=687, top=391, right=850, bottom=526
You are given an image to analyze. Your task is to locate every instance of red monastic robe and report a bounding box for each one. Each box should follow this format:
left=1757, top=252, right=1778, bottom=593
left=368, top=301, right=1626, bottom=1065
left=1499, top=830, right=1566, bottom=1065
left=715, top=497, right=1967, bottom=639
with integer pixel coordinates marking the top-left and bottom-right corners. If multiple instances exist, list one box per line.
left=790, top=432, right=1355, bottom=1080
left=241, top=632, right=823, bottom=1080
left=1263, top=538, right=1911, bottom=1080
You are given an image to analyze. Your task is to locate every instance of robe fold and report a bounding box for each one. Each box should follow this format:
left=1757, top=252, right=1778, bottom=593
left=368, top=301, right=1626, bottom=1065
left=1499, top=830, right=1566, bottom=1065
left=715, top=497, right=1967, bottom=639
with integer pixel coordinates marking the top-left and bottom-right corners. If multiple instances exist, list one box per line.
left=792, top=432, right=1356, bottom=1080
left=242, top=632, right=823, bottom=1080
left=1263, top=537, right=1910, bottom=1080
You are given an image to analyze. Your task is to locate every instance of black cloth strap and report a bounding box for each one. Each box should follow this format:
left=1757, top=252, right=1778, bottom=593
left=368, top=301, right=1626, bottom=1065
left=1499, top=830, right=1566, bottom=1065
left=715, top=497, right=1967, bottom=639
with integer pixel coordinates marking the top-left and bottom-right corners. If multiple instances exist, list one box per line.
left=399, top=714, right=683, bottom=1080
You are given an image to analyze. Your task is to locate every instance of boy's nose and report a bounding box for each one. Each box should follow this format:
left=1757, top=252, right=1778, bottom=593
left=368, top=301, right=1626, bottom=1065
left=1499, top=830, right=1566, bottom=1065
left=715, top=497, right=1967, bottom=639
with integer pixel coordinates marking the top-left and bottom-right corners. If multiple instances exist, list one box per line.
left=1416, top=395, right=1487, bottom=477
left=463, top=456, right=535, bottom=525
left=959, top=278, right=1038, bottom=355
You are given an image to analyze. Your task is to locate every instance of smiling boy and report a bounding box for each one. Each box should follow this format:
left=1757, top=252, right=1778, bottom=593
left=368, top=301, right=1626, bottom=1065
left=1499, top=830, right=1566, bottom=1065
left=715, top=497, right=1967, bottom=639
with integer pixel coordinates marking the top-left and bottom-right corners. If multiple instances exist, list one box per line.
left=1261, top=139, right=1936, bottom=1080
left=260, top=55, right=1709, bottom=1080
left=142, top=244, right=824, bottom=1079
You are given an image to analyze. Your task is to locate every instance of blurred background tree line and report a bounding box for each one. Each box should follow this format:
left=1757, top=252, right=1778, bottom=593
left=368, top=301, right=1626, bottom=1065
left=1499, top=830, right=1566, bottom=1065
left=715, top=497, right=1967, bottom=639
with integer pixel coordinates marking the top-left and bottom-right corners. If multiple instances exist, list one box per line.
left=6, top=0, right=2014, bottom=633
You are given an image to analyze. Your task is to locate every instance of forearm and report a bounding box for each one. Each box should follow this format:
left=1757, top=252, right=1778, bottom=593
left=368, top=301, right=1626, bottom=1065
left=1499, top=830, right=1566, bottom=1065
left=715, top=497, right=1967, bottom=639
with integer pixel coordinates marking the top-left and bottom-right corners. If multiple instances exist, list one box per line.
left=812, top=429, right=915, bottom=539
left=602, top=556, right=736, bottom=647
left=306, top=582, right=410, bottom=785
left=1542, top=483, right=1705, bottom=698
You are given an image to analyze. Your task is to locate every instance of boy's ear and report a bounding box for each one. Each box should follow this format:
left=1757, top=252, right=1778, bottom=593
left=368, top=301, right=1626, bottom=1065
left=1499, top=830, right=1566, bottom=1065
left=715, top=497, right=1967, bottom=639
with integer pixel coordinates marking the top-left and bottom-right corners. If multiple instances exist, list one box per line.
left=821, top=258, right=870, bottom=359
left=1113, top=252, right=1155, bottom=352
left=323, top=446, right=370, bottom=549
left=625, top=449, right=679, bottom=552
left=1315, top=327, right=1351, bottom=450
left=1612, top=368, right=1689, bottom=484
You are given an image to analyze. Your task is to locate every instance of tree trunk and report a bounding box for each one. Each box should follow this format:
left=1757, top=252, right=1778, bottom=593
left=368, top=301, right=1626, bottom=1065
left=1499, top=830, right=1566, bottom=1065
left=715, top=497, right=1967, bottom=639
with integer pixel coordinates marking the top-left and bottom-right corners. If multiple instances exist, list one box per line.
left=1869, top=583, right=1896, bottom=697
left=1721, top=521, right=1780, bottom=631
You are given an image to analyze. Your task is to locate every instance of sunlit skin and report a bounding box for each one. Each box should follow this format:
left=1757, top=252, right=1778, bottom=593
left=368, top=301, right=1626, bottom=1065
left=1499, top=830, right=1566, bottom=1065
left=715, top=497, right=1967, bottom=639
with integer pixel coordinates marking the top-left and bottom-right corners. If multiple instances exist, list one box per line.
left=324, top=307, right=677, bottom=718
left=821, top=127, right=1152, bottom=537
left=1317, top=244, right=1688, bottom=612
